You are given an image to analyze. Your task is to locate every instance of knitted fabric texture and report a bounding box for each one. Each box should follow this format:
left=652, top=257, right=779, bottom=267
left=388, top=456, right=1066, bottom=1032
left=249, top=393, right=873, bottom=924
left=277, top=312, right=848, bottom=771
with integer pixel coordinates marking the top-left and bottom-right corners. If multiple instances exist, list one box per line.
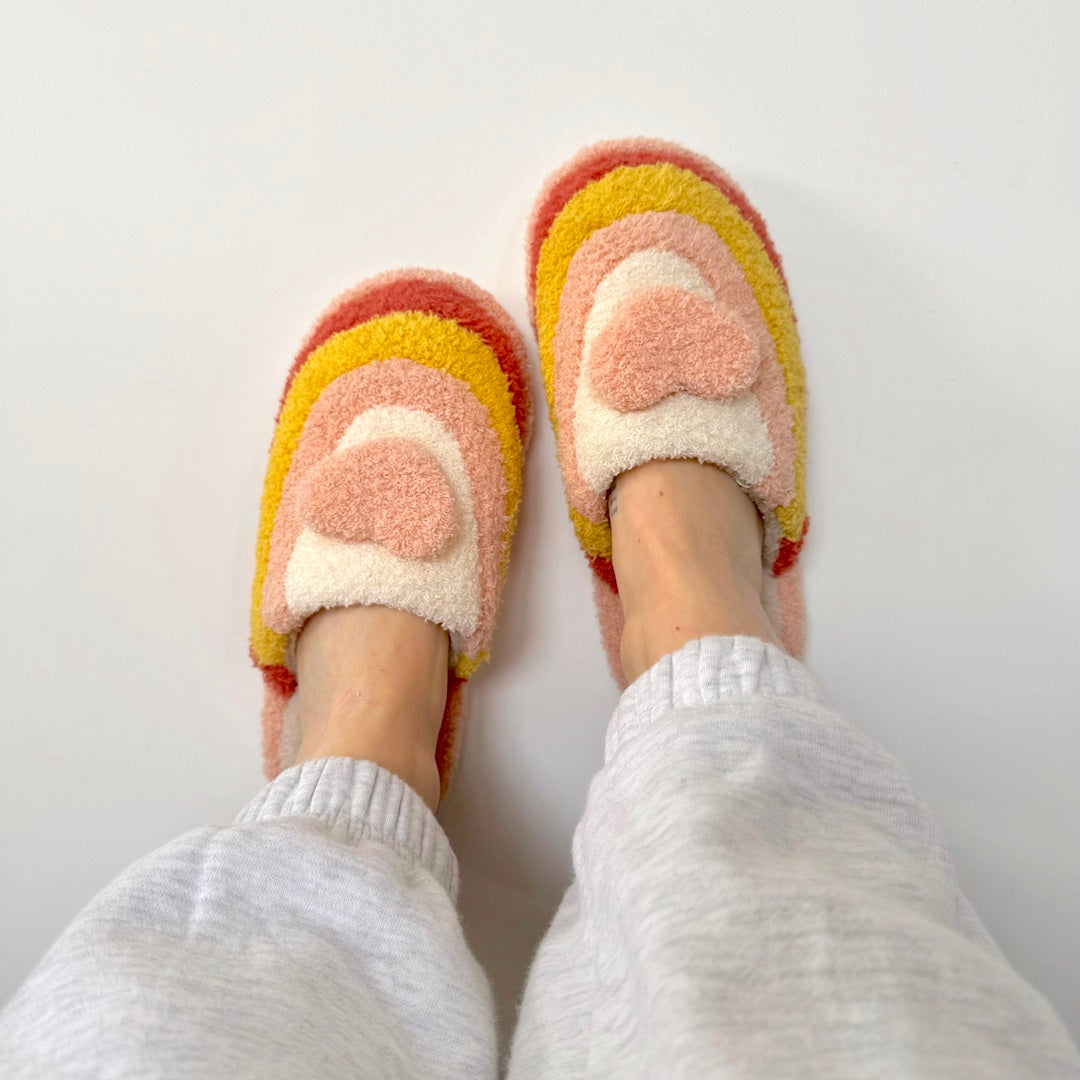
left=250, top=269, right=531, bottom=793
left=526, top=138, right=808, bottom=680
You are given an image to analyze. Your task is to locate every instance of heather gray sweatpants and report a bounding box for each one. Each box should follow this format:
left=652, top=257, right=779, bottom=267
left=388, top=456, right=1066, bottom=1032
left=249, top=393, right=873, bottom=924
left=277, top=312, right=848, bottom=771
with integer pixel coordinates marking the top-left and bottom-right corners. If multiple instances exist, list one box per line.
left=1, top=637, right=1076, bottom=1078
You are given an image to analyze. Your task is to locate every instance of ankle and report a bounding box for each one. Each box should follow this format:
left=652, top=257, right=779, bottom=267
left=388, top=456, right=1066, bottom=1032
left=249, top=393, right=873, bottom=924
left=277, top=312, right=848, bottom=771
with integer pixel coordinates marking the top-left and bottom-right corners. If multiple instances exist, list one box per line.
left=294, top=709, right=443, bottom=811
left=294, top=605, right=448, bottom=811
left=610, top=460, right=780, bottom=682
left=618, top=575, right=774, bottom=683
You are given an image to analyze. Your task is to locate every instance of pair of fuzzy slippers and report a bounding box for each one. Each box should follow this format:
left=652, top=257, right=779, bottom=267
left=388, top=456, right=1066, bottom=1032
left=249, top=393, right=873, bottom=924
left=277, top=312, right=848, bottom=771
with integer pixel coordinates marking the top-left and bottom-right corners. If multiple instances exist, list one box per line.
left=249, top=138, right=809, bottom=797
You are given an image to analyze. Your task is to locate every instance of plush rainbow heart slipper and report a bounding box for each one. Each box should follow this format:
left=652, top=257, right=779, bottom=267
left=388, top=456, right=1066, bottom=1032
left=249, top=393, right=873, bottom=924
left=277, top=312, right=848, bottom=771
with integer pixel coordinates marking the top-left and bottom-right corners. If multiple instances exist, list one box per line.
left=526, top=138, right=808, bottom=682
left=250, top=269, right=531, bottom=795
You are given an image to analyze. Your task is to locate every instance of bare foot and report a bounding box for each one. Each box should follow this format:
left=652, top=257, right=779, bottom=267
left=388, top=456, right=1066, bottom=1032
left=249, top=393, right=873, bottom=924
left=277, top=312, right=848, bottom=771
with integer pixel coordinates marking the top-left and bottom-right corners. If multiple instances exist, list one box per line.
left=610, top=459, right=780, bottom=684
left=294, top=605, right=448, bottom=812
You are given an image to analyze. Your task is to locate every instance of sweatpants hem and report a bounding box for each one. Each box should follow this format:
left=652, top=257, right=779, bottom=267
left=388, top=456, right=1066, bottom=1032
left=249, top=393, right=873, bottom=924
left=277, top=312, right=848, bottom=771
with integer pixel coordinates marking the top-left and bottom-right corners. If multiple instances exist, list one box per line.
left=234, top=757, right=458, bottom=898
left=609, top=635, right=824, bottom=756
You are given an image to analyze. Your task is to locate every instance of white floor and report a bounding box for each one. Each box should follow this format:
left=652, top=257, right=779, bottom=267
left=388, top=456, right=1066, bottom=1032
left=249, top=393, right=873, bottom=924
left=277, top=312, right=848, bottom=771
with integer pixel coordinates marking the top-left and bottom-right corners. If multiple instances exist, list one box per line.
left=2, top=0, right=1077, bottom=1046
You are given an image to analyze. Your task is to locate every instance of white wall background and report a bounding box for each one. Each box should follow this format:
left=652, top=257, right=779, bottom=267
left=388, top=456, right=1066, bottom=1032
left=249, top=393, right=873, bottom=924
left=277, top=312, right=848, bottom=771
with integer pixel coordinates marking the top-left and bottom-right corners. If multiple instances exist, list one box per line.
left=2, top=0, right=1077, bottom=1045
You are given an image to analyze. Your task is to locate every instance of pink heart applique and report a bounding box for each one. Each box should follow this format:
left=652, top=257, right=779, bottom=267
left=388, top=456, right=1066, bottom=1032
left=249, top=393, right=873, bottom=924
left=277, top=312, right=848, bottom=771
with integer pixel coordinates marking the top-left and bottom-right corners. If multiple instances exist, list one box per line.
left=589, top=286, right=761, bottom=412
left=296, top=437, right=457, bottom=560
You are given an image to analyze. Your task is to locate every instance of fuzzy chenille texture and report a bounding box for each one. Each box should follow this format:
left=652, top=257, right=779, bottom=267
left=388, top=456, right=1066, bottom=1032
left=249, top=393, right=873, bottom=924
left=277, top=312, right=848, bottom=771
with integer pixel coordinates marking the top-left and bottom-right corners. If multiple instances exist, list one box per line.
left=527, top=138, right=808, bottom=680
left=250, top=270, right=531, bottom=793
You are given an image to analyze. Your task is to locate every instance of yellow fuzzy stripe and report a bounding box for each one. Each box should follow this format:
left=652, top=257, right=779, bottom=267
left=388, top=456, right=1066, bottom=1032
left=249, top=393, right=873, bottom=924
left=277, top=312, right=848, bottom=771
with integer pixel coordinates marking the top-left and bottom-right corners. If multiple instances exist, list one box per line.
left=571, top=508, right=613, bottom=559
left=535, top=162, right=806, bottom=549
left=251, top=311, right=522, bottom=670
left=455, top=651, right=486, bottom=679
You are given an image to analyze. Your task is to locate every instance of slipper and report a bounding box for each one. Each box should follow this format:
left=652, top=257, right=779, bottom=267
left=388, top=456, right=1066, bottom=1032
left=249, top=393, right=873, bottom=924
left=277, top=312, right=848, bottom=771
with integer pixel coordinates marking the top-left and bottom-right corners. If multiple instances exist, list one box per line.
left=249, top=269, right=531, bottom=795
left=526, top=138, right=808, bottom=684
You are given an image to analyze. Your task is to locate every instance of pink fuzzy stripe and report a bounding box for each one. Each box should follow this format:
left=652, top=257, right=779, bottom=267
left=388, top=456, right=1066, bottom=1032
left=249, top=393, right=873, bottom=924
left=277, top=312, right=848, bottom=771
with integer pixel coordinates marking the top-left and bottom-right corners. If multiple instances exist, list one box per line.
left=592, top=572, right=626, bottom=688
left=436, top=673, right=466, bottom=798
left=526, top=138, right=791, bottom=315
left=774, top=559, right=806, bottom=657
left=256, top=662, right=295, bottom=779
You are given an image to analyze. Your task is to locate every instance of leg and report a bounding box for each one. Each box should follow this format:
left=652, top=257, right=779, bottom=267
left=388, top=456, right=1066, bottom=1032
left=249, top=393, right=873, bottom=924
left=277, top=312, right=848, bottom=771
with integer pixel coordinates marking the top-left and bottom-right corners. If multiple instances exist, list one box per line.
left=509, top=462, right=1078, bottom=1078
left=611, top=459, right=780, bottom=679
left=294, top=604, right=450, bottom=810
left=0, top=607, right=497, bottom=1079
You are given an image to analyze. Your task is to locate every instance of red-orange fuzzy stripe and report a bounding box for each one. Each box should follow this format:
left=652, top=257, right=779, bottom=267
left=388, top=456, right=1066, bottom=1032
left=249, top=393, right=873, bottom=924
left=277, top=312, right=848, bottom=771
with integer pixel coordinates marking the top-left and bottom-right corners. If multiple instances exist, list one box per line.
left=772, top=516, right=809, bottom=576
left=588, top=551, right=619, bottom=593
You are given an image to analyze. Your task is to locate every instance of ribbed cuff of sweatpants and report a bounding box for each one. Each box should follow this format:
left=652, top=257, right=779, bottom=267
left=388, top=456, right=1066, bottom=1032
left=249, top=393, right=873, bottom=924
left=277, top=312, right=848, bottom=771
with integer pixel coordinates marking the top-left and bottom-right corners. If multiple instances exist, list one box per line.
left=508, top=636, right=1079, bottom=1079
left=0, top=757, right=497, bottom=1080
